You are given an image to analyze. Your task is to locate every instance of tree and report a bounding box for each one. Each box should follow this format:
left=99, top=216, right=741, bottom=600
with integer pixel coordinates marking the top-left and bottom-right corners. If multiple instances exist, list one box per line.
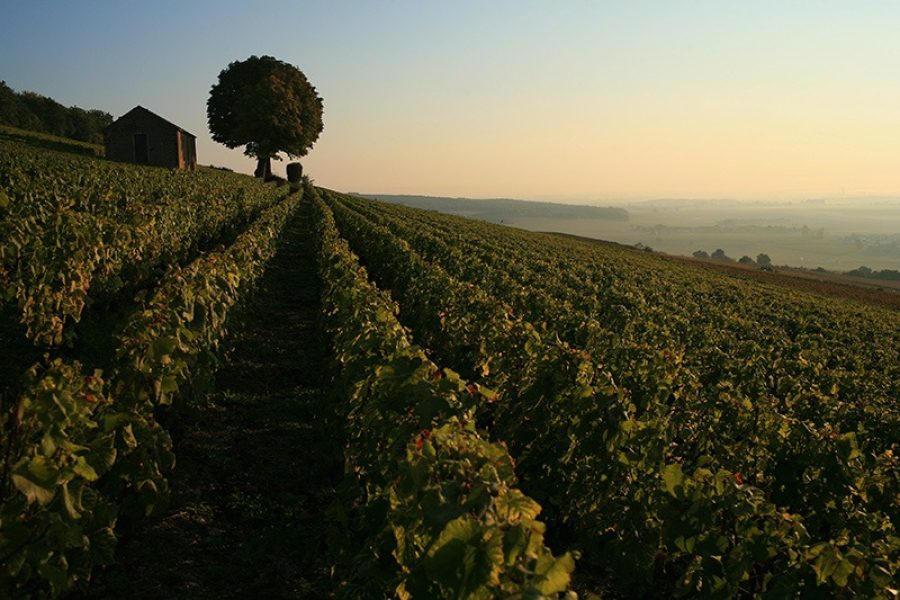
left=0, top=81, right=41, bottom=131
left=18, top=91, right=69, bottom=135
left=0, top=82, right=112, bottom=142
left=756, top=253, right=772, bottom=267
left=738, top=255, right=755, bottom=265
left=693, top=250, right=709, bottom=259
left=711, top=248, right=732, bottom=262
left=208, top=55, right=323, bottom=178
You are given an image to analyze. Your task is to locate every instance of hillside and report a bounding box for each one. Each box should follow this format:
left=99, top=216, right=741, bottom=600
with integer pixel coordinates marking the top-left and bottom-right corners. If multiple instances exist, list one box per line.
left=322, top=189, right=900, bottom=598
left=1, top=135, right=897, bottom=598
left=548, top=231, right=900, bottom=312
left=354, top=192, right=629, bottom=222
left=0, top=123, right=104, bottom=157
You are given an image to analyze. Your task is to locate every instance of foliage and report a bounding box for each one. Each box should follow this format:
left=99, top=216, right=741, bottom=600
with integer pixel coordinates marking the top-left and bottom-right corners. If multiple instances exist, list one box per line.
left=711, top=248, right=732, bottom=261
left=0, top=139, right=289, bottom=346
left=310, top=187, right=576, bottom=598
left=115, top=192, right=299, bottom=410
left=324, top=189, right=900, bottom=598
left=207, top=55, right=323, bottom=176
left=0, top=154, right=300, bottom=597
left=0, top=81, right=112, bottom=145
left=846, top=266, right=900, bottom=281
left=3, top=127, right=897, bottom=597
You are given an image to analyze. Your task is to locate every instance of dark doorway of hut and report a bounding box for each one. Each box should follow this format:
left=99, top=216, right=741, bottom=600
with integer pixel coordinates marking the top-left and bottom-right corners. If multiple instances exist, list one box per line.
left=133, top=133, right=148, bottom=163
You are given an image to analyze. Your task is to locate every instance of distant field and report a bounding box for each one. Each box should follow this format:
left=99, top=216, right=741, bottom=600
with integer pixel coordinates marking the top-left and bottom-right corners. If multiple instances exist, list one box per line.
left=672, top=252, right=900, bottom=310
left=358, top=192, right=629, bottom=221
left=506, top=198, right=900, bottom=272
left=370, top=194, right=900, bottom=272
left=548, top=231, right=900, bottom=311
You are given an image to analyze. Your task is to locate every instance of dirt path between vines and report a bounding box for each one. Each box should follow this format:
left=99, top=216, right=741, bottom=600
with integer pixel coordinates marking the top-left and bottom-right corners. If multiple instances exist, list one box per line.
left=90, top=202, right=341, bottom=598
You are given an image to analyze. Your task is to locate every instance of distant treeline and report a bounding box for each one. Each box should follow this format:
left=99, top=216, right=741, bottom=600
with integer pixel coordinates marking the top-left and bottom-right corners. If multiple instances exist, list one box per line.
left=846, top=266, right=900, bottom=281
left=693, top=249, right=773, bottom=267
left=356, top=194, right=629, bottom=222
left=0, top=81, right=112, bottom=144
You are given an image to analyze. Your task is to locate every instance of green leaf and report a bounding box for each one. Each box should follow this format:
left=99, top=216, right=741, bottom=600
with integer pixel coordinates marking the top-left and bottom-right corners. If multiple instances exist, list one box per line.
left=27, top=455, right=58, bottom=481
left=836, top=432, right=861, bottom=462
left=151, top=336, right=177, bottom=360
left=495, top=489, right=542, bottom=523
left=416, top=394, right=450, bottom=423
left=532, top=552, right=576, bottom=594
left=61, top=481, right=83, bottom=519
left=426, top=516, right=482, bottom=587
left=11, top=456, right=60, bottom=505
left=663, top=463, right=684, bottom=498
left=159, top=375, right=179, bottom=395
left=73, top=456, right=99, bottom=481
left=812, top=544, right=855, bottom=587
left=40, top=432, right=58, bottom=456
left=503, top=525, right=527, bottom=565
left=831, top=558, right=854, bottom=587
left=11, top=473, right=56, bottom=506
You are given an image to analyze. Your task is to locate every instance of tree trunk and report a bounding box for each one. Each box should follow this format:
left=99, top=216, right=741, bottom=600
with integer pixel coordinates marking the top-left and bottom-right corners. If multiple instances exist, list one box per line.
left=254, top=156, right=272, bottom=179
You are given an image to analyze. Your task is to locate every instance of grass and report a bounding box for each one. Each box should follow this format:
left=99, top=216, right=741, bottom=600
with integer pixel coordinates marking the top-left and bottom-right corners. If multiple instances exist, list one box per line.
left=0, top=124, right=104, bottom=157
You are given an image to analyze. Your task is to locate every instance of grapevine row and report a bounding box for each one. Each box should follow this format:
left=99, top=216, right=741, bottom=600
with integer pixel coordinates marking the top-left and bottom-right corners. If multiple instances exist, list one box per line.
left=337, top=196, right=900, bottom=478
left=324, top=190, right=899, bottom=597
left=0, top=140, right=290, bottom=346
left=344, top=194, right=899, bottom=444
left=0, top=190, right=301, bottom=597
left=310, top=187, right=576, bottom=598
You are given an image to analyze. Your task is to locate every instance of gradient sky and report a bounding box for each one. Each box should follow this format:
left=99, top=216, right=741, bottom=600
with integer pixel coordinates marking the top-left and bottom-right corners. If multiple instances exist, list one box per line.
left=3, top=1, right=900, bottom=201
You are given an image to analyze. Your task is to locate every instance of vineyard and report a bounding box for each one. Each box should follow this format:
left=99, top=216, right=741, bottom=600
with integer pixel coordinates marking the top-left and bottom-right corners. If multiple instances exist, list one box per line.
left=1, top=137, right=898, bottom=598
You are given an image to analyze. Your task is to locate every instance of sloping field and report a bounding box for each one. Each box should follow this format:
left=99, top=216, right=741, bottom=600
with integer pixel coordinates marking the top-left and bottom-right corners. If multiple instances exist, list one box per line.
left=322, top=189, right=899, bottom=598
left=0, top=140, right=570, bottom=598
left=1, top=136, right=897, bottom=598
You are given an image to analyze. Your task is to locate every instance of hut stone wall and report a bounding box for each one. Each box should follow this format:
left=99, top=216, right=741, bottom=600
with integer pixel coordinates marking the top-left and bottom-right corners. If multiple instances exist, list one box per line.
left=104, top=106, right=196, bottom=170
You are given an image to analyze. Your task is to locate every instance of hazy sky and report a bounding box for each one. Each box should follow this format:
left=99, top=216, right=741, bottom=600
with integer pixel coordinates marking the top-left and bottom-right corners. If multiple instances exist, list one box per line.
left=3, top=1, right=900, bottom=201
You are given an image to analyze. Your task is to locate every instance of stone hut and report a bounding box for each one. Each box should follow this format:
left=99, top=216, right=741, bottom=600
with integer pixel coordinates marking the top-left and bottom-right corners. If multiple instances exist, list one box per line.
left=104, top=106, right=197, bottom=170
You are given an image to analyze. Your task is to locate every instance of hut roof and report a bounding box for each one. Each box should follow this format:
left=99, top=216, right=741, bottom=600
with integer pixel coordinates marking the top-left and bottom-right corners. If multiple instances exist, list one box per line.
left=106, top=105, right=196, bottom=138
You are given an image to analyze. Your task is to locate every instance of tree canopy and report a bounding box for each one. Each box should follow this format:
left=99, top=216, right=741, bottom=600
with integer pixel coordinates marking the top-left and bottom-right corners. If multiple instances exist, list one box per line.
left=0, top=81, right=112, bottom=144
left=207, top=55, right=323, bottom=177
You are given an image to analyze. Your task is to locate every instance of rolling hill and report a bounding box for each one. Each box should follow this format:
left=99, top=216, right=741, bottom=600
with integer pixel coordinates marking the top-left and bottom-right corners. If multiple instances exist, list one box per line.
left=1, top=132, right=897, bottom=598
